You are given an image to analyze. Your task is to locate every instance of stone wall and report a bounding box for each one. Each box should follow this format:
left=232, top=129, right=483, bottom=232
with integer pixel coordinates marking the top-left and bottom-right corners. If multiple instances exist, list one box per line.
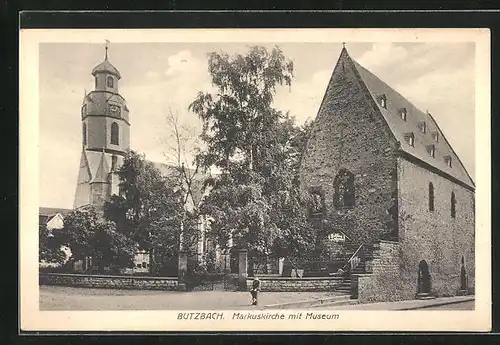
left=40, top=273, right=180, bottom=291
left=397, top=158, right=475, bottom=298
left=246, top=276, right=346, bottom=292
left=357, top=240, right=402, bottom=302
left=299, top=48, right=399, bottom=244
left=356, top=157, right=475, bottom=303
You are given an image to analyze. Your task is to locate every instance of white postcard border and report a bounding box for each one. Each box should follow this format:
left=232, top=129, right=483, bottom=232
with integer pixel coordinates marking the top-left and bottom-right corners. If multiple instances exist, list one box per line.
left=20, top=28, right=491, bottom=332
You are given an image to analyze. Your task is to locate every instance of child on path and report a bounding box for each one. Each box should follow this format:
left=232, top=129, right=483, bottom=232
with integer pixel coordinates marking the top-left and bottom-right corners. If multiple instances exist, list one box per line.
left=250, top=277, right=261, bottom=306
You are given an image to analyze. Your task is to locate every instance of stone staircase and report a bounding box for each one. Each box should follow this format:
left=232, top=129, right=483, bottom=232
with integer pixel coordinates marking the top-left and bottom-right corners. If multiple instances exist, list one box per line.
left=338, top=242, right=375, bottom=299
left=335, top=277, right=353, bottom=294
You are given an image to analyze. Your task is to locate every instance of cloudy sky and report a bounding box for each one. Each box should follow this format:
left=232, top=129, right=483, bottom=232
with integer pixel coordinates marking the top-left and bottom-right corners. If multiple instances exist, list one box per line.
left=39, top=42, right=475, bottom=208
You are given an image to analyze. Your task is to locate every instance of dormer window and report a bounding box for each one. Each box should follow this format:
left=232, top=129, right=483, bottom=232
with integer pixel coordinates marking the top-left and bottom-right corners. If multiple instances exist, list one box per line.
left=431, top=131, right=439, bottom=142
left=377, top=94, right=387, bottom=109
left=404, top=133, right=415, bottom=147
left=419, top=122, right=427, bottom=134
left=399, top=108, right=407, bottom=121
left=444, top=155, right=452, bottom=167
left=427, top=145, right=436, bottom=158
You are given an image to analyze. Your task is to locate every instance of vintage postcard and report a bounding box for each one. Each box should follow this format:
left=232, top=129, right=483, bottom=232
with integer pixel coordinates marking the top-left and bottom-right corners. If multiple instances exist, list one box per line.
left=20, top=28, right=491, bottom=332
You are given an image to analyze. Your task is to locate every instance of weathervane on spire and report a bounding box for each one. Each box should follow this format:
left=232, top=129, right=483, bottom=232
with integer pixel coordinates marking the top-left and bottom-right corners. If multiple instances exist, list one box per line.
left=342, top=42, right=346, bottom=49
left=105, top=39, right=110, bottom=60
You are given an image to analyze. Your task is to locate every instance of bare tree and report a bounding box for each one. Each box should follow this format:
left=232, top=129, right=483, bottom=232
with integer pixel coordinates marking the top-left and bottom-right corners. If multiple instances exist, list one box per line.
left=163, top=105, right=202, bottom=211
left=162, top=105, right=207, bottom=256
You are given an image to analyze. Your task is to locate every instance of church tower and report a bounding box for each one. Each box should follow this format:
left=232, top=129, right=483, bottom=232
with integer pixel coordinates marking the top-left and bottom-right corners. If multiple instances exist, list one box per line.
left=73, top=43, right=130, bottom=210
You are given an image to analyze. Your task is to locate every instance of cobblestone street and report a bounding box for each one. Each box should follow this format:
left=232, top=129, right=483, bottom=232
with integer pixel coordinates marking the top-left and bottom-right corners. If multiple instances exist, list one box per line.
left=39, top=285, right=340, bottom=310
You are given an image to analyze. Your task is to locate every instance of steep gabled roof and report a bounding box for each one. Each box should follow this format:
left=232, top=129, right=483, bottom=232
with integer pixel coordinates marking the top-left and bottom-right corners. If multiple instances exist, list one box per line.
left=91, top=151, right=110, bottom=183
left=340, top=48, right=474, bottom=189
left=76, top=148, right=92, bottom=184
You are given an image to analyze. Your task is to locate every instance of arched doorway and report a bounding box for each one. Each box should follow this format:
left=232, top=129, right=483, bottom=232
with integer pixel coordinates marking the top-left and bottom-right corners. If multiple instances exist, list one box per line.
left=417, top=260, right=431, bottom=294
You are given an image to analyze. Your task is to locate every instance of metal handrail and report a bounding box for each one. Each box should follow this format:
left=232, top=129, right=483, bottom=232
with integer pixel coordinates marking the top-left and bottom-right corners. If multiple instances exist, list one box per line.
left=342, top=244, right=364, bottom=271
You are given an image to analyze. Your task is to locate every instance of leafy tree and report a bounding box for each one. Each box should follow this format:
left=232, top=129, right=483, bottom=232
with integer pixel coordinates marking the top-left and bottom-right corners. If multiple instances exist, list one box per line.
left=104, top=150, right=198, bottom=275
left=199, top=177, right=276, bottom=266
left=190, top=45, right=293, bottom=176
left=190, top=45, right=317, bottom=268
left=63, top=206, right=135, bottom=273
left=269, top=188, right=317, bottom=268
left=39, top=223, right=67, bottom=266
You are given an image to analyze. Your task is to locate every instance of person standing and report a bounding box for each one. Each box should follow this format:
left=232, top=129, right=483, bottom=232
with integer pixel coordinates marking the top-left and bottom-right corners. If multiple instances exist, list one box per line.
left=250, top=277, right=261, bottom=306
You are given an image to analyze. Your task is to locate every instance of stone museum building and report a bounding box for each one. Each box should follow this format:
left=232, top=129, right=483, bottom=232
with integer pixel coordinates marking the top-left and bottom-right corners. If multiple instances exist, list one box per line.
left=299, top=47, right=475, bottom=301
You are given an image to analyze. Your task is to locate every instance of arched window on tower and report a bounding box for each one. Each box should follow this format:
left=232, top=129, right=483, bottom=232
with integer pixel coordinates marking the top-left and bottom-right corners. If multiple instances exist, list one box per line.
left=333, top=169, right=355, bottom=208
left=82, top=123, right=87, bottom=145
left=107, top=76, right=114, bottom=88
left=111, top=122, right=119, bottom=145
left=451, top=191, right=457, bottom=218
left=428, top=182, right=434, bottom=212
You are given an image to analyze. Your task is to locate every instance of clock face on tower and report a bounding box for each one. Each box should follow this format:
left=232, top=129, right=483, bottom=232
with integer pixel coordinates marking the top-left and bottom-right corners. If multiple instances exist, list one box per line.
left=109, top=104, right=121, bottom=117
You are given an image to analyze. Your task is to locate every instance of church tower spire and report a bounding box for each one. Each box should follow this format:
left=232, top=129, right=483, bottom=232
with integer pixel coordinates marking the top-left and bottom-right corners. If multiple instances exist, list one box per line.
left=105, top=39, right=109, bottom=60
left=74, top=43, right=130, bottom=210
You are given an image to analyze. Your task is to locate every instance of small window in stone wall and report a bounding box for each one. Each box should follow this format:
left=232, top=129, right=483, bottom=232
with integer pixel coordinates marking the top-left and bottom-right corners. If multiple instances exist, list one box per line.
left=111, top=154, right=117, bottom=171
left=428, top=182, right=434, bottom=212
left=451, top=191, right=457, bottom=218
left=431, top=131, right=439, bottom=142
left=333, top=169, right=355, bottom=208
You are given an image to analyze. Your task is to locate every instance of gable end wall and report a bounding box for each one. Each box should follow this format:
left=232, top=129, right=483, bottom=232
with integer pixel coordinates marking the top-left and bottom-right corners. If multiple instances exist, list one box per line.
left=299, top=52, right=399, bottom=244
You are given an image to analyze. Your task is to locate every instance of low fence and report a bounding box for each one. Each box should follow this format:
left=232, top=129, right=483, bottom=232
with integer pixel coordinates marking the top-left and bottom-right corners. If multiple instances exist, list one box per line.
left=245, top=276, right=347, bottom=292
left=39, top=273, right=180, bottom=291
